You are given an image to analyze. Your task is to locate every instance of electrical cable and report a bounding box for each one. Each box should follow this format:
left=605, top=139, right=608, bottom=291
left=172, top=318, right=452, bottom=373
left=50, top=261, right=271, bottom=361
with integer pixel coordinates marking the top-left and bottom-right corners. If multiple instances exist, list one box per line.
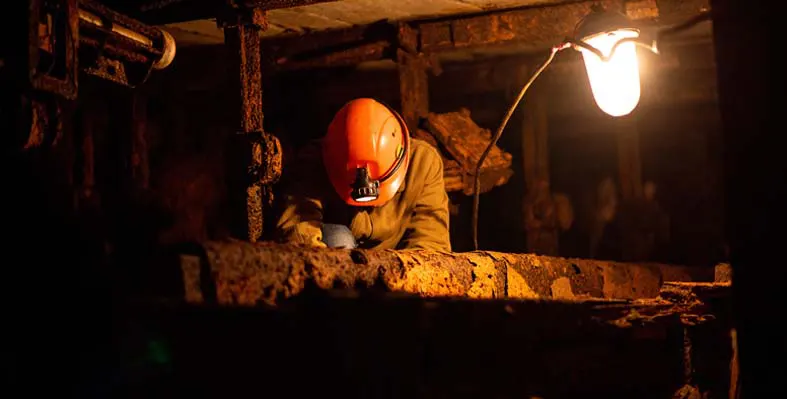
left=472, top=45, right=564, bottom=250
left=470, top=10, right=714, bottom=250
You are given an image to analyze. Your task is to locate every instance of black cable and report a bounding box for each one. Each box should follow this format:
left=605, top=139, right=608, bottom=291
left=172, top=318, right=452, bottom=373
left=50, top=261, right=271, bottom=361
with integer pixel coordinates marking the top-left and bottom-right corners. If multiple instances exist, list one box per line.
left=471, top=46, right=562, bottom=250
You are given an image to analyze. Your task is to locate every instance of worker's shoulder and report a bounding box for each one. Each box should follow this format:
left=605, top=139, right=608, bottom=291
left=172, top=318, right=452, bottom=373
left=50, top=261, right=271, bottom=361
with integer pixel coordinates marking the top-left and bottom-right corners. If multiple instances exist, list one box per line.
left=410, top=137, right=443, bottom=163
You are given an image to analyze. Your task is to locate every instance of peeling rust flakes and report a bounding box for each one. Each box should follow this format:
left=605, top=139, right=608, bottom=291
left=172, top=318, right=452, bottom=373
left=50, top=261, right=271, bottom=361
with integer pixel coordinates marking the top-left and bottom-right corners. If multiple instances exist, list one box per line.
left=246, top=184, right=263, bottom=242
left=507, top=267, right=539, bottom=299
left=550, top=277, right=575, bottom=299
left=465, top=253, right=501, bottom=298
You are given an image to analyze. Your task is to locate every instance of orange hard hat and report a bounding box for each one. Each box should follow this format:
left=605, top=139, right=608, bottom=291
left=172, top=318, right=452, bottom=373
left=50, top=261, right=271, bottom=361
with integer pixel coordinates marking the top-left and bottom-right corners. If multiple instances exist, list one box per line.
left=323, top=98, right=410, bottom=207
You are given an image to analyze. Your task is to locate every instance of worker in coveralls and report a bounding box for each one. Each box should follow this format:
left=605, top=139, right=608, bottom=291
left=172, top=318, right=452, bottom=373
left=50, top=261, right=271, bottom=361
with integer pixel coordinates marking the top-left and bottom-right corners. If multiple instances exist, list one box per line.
left=275, top=98, right=451, bottom=251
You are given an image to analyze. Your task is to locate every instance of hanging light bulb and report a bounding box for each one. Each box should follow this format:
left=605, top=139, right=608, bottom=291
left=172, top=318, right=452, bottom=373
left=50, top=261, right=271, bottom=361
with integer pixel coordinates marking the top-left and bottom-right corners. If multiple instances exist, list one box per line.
left=575, top=10, right=642, bottom=117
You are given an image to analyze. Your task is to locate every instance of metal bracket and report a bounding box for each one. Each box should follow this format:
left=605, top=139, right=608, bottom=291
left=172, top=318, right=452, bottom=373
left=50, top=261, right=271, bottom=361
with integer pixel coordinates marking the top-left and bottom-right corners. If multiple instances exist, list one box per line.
left=28, top=0, right=79, bottom=100
left=237, top=131, right=282, bottom=187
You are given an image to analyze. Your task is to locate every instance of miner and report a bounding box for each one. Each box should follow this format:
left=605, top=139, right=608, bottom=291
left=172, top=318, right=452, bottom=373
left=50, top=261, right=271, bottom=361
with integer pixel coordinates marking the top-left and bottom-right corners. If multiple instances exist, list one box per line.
left=275, top=98, right=451, bottom=251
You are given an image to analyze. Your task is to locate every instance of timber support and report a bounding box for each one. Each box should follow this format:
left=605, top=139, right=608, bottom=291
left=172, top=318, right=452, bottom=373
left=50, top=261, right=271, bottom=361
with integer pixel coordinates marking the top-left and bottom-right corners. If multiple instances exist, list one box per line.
left=396, top=22, right=431, bottom=134
left=263, top=0, right=711, bottom=71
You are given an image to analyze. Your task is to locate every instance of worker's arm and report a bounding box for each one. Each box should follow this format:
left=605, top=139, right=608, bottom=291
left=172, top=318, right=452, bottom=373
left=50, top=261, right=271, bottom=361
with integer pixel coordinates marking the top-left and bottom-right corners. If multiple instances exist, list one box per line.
left=275, top=192, right=327, bottom=248
left=398, top=146, right=452, bottom=252
left=274, top=145, right=327, bottom=248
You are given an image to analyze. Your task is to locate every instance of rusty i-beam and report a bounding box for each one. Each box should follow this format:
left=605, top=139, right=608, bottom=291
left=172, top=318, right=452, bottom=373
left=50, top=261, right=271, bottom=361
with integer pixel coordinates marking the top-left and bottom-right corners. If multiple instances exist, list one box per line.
left=220, top=6, right=282, bottom=242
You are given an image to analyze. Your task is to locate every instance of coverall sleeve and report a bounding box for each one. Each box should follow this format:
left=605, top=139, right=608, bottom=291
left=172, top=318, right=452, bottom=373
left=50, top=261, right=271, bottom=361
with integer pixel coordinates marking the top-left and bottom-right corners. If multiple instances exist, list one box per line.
left=275, top=192, right=327, bottom=248
left=274, top=145, right=327, bottom=248
left=398, top=147, right=452, bottom=252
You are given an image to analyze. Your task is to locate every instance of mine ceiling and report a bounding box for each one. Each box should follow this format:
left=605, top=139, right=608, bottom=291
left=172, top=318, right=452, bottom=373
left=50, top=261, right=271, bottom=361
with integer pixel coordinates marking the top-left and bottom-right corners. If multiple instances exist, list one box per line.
left=100, top=1, right=603, bottom=45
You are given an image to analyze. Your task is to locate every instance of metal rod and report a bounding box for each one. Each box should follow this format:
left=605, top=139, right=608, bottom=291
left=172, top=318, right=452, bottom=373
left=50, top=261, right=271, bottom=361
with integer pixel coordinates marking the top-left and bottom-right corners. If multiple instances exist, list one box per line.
left=78, top=8, right=153, bottom=47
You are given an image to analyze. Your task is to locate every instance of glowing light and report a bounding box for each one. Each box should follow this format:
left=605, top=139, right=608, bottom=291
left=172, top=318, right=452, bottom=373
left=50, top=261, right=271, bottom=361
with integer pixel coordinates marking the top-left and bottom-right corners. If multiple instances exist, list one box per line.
left=580, top=29, right=641, bottom=117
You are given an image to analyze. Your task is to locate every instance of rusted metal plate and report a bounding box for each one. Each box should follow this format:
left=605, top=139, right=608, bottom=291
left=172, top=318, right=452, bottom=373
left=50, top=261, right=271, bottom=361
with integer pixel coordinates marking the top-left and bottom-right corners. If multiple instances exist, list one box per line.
left=223, top=20, right=283, bottom=242
left=425, top=108, right=514, bottom=195
left=426, top=109, right=512, bottom=170
left=177, top=241, right=717, bottom=306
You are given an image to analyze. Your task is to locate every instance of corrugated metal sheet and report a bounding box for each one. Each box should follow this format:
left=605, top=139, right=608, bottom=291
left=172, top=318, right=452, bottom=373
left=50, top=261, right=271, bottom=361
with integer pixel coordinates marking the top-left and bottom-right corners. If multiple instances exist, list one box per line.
left=164, top=0, right=566, bottom=45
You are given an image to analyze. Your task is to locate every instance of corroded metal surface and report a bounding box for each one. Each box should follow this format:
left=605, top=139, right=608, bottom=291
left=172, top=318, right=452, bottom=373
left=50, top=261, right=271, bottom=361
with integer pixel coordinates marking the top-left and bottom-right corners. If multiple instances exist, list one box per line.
left=179, top=241, right=719, bottom=306
left=425, top=109, right=514, bottom=195
left=223, top=10, right=282, bottom=242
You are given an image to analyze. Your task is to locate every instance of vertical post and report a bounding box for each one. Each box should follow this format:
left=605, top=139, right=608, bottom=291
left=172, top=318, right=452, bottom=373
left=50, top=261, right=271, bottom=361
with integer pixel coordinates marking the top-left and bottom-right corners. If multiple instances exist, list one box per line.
left=522, top=84, right=559, bottom=256
left=130, top=92, right=149, bottom=190
left=220, top=7, right=282, bottom=242
left=616, top=115, right=643, bottom=200
left=521, top=86, right=550, bottom=192
left=397, top=23, right=429, bottom=134
left=710, top=0, right=787, bottom=397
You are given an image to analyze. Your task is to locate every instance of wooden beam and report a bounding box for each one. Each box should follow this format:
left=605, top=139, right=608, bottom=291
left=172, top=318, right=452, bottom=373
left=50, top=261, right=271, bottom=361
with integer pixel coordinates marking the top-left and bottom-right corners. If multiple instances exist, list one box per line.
left=263, top=22, right=396, bottom=70
left=265, top=0, right=710, bottom=70
left=415, top=0, right=710, bottom=53
left=397, top=51, right=430, bottom=133
left=397, top=23, right=430, bottom=133
left=521, top=85, right=550, bottom=192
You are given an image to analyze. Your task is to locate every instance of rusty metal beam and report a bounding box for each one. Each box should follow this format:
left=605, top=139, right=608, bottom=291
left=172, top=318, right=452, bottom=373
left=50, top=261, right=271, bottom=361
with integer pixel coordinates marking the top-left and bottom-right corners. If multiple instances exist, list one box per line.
left=222, top=8, right=282, bottom=242
left=177, top=241, right=724, bottom=306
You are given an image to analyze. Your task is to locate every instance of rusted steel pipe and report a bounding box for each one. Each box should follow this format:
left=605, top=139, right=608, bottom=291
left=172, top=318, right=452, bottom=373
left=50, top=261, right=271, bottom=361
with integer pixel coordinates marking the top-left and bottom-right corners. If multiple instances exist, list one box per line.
left=78, top=0, right=176, bottom=70
left=79, top=8, right=152, bottom=46
left=178, top=241, right=723, bottom=306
